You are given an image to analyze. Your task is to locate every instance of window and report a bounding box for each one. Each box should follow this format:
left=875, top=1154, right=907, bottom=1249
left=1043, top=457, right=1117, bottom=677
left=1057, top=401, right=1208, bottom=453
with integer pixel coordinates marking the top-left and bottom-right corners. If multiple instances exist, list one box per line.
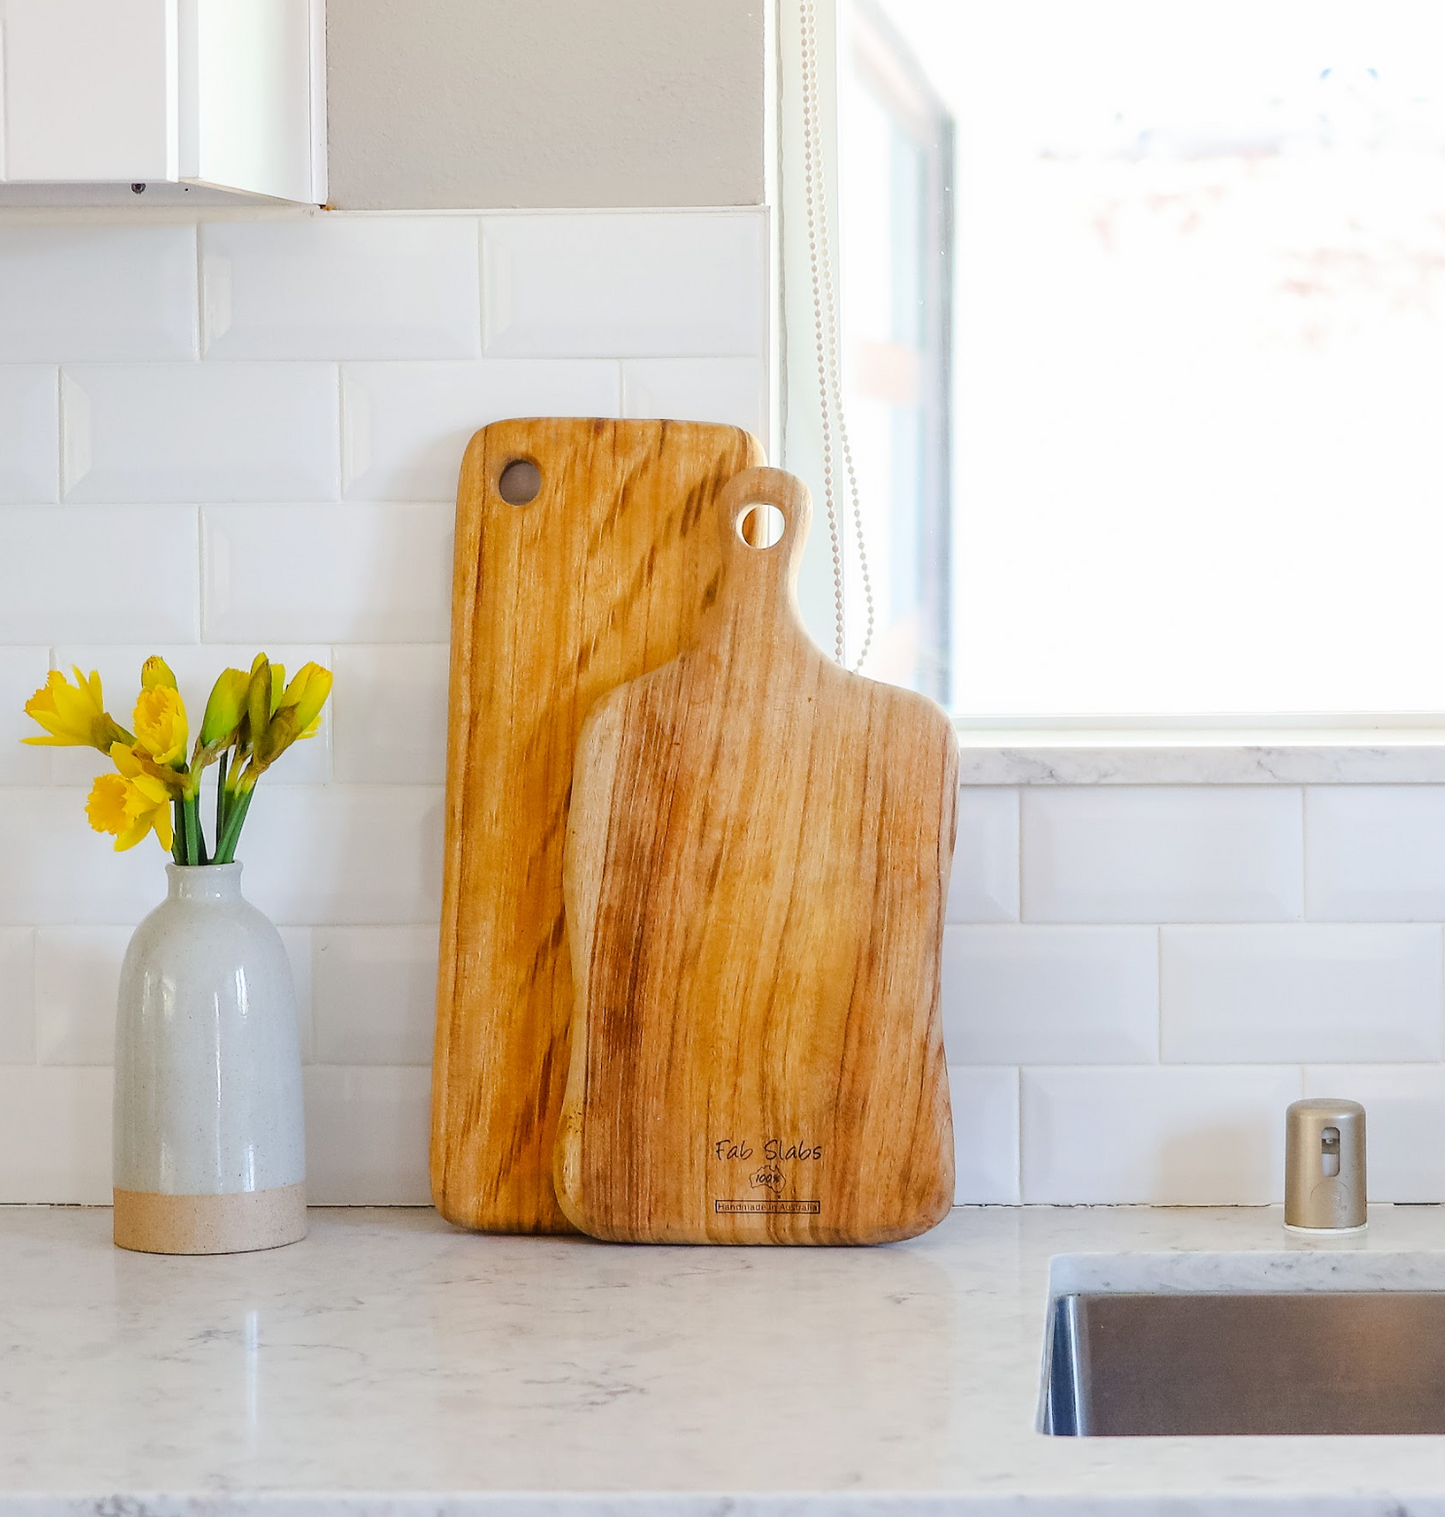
left=809, top=0, right=1445, bottom=722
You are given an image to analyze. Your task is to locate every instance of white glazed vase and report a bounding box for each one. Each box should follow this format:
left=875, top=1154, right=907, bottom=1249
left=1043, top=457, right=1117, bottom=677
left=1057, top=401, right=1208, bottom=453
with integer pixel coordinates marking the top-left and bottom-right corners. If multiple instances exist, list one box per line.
left=112, top=863, right=307, bottom=1254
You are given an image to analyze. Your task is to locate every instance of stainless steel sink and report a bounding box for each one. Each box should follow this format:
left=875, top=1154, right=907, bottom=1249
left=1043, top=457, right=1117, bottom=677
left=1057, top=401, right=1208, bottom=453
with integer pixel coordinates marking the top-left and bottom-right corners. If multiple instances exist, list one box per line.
left=1043, top=1290, right=1445, bottom=1436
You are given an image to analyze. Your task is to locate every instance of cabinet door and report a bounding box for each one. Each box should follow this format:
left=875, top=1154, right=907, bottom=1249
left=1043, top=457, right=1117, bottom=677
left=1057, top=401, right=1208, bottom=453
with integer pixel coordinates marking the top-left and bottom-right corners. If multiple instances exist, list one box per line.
left=1, top=0, right=178, bottom=182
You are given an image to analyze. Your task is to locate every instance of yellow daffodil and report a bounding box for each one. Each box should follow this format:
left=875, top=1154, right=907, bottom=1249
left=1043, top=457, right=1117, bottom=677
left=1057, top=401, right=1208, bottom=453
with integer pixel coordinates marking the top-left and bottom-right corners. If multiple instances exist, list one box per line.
left=23, top=668, right=133, bottom=752
left=199, top=667, right=250, bottom=747
left=246, top=659, right=332, bottom=776
left=86, top=747, right=175, bottom=853
left=133, top=685, right=189, bottom=769
left=140, top=656, right=178, bottom=691
left=25, top=649, right=334, bottom=867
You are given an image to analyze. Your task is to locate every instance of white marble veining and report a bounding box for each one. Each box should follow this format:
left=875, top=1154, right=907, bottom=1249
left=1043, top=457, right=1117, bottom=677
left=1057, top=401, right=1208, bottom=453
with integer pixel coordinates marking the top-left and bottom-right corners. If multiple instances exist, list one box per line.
left=8, top=1207, right=1445, bottom=1514
left=957, top=736, right=1445, bottom=785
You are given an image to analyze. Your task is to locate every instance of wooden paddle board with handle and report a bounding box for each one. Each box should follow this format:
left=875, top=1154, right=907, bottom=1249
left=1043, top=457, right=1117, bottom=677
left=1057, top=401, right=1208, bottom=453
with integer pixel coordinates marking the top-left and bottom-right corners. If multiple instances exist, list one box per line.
left=556, top=466, right=958, bottom=1245
left=433, top=418, right=764, bottom=1234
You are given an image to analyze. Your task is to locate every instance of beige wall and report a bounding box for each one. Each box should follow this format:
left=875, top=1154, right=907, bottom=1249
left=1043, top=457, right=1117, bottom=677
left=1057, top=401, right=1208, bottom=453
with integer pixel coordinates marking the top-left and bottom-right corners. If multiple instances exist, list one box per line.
left=326, top=0, right=766, bottom=210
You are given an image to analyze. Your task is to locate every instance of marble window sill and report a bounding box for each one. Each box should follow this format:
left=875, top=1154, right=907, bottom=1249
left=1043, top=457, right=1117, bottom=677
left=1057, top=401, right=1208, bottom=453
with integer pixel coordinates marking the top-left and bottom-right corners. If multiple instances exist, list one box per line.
left=954, top=725, right=1445, bottom=784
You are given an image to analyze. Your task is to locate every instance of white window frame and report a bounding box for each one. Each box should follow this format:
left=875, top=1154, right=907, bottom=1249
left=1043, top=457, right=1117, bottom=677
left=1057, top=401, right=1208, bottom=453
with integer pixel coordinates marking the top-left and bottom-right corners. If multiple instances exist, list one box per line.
left=769, top=0, right=1445, bottom=781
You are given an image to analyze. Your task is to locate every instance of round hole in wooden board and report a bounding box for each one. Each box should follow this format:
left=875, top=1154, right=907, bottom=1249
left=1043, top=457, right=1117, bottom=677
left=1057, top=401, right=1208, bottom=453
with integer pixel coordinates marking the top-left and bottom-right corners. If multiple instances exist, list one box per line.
left=737, top=503, right=785, bottom=548
left=498, top=459, right=542, bottom=505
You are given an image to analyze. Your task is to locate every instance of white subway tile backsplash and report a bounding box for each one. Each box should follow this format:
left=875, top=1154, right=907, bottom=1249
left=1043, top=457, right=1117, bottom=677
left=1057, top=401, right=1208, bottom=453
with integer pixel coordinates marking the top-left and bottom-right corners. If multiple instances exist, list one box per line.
left=0, top=366, right=59, bottom=502
left=942, top=925, right=1157, bottom=1065
left=0, top=224, right=196, bottom=362
left=62, top=363, right=340, bottom=503
left=0, top=929, right=36, bottom=1064
left=1162, top=925, right=1442, bottom=1065
left=202, top=218, right=482, bottom=360
left=47, top=645, right=334, bottom=788
left=304, top=1064, right=432, bottom=1203
left=482, top=212, right=766, bottom=358
left=1307, top=786, right=1445, bottom=921
left=947, top=1065, right=1019, bottom=1204
left=313, top=926, right=438, bottom=1065
left=341, top=360, right=618, bottom=501
left=331, top=645, right=448, bottom=785
left=621, top=358, right=768, bottom=444
left=0, top=506, right=198, bottom=644
left=203, top=504, right=451, bottom=644
left=947, top=787, right=1020, bottom=923
left=1021, top=1065, right=1300, bottom=1204
left=1304, top=1065, right=1445, bottom=1202
left=0, top=791, right=169, bottom=925
left=1023, top=786, right=1303, bottom=923
left=0, top=1067, right=112, bottom=1203
left=0, top=647, right=56, bottom=785
left=238, top=785, right=444, bottom=926
left=35, top=925, right=130, bottom=1065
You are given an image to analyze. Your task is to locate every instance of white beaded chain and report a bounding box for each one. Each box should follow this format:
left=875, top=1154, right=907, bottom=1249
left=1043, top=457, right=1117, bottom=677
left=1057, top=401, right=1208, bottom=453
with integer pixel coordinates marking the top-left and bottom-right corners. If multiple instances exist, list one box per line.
left=799, top=0, right=875, bottom=671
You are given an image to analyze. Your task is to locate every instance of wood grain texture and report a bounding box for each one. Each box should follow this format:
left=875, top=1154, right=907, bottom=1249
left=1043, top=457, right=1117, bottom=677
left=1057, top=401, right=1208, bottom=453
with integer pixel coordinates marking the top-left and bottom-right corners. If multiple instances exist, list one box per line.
left=432, top=418, right=764, bottom=1234
left=556, top=467, right=958, bottom=1245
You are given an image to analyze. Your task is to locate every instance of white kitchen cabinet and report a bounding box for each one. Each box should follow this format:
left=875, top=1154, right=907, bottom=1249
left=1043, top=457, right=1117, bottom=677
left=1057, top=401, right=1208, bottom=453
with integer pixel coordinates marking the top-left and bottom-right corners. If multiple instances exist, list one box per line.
left=0, top=0, right=324, bottom=203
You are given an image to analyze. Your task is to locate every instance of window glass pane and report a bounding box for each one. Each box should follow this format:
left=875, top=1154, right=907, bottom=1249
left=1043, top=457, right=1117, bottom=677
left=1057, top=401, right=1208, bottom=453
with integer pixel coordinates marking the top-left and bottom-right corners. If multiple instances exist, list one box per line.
left=845, top=0, right=1445, bottom=717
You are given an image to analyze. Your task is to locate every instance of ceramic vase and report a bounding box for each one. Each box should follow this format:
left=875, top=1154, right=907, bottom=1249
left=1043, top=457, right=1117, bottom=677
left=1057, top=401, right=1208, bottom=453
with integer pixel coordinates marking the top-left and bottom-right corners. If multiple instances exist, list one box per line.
left=112, top=863, right=307, bottom=1255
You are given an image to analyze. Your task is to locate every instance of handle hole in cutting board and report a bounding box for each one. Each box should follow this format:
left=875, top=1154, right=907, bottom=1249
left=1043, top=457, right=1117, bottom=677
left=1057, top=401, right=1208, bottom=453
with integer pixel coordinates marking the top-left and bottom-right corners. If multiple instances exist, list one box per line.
left=498, top=459, right=542, bottom=505
left=737, top=503, right=785, bottom=549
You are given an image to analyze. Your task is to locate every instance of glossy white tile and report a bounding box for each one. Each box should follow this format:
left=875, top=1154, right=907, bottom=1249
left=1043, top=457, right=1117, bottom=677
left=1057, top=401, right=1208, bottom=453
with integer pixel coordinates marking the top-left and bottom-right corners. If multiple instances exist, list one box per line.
left=303, top=1064, right=432, bottom=1203
left=482, top=212, right=766, bottom=357
left=942, top=925, right=1158, bottom=1065
left=1021, top=1065, right=1301, bottom=1204
left=341, top=359, right=618, bottom=500
left=47, top=644, right=333, bottom=788
left=313, top=925, right=438, bottom=1065
left=946, top=787, right=1019, bottom=923
left=203, top=503, right=451, bottom=645
left=621, top=357, right=767, bottom=445
left=0, top=1067, right=112, bottom=1202
left=0, top=929, right=36, bottom=1064
left=202, top=218, right=482, bottom=360
left=0, top=224, right=196, bottom=361
left=1307, top=786, right=1445, bottom=920
left=62, top=363, right=340, bottom=502
left=0, top=365, right=59, bottom=502
left=34, top=925, right=129, bottom=1066
left=0, top=647, right=56, bottom=785
left=237, top=785, right=444, bottom=926
left=947, top=1064, right=1019, bottom=1204
left=330, top=645, right=448, bottom=785
left=1023, top=785, right=1304, bottom=922
left=0, top=506, right=198, bottom=644
left=1162, top=925, right=1443, bottom=1065
left=1304, top=1064, right=1445, bottom=1202
left=0, top=791, right=164, bottom=925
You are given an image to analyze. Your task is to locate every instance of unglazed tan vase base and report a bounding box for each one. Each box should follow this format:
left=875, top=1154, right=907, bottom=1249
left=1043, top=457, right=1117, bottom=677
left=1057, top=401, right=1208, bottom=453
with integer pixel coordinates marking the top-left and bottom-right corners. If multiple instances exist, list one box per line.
left=113, top=1183, right=308, bottom=1255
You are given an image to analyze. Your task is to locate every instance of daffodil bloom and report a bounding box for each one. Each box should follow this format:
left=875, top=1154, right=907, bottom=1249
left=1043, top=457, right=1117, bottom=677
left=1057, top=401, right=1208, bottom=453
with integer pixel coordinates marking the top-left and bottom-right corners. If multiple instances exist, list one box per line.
left=23, top=668, right=133, bottom=752
left=133, top=685, right=189, bottom=769
left=244, top=659, right=332, bottom=778
left=86, top=747, right=175, bottom=853
left=199, top=667, right=250, bottom=747
left=140, top=656, right=178, bottom=691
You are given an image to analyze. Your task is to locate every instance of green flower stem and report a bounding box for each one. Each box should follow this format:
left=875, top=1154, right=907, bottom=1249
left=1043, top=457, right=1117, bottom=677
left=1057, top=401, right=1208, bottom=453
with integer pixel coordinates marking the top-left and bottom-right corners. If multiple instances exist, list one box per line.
left=216, top=752, right=229, bottom=847
left=182, top=791, right=203, bottom=866
left=170, top=797, right=185, bottom=865
left=213, top=785, right=254, bottom=865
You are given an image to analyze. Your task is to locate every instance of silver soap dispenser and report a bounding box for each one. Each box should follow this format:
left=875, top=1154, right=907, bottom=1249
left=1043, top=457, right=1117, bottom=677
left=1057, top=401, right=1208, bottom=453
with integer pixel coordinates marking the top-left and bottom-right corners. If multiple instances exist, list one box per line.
left=1284, top=1098, right=1367, bottom=1235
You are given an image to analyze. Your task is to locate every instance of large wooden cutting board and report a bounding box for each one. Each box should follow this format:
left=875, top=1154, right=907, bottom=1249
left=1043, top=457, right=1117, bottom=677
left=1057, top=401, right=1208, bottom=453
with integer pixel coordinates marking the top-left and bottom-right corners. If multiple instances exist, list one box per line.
left=432, top=418, right=764, bottom=1233
left=555, top=466, right=958, bottom=1245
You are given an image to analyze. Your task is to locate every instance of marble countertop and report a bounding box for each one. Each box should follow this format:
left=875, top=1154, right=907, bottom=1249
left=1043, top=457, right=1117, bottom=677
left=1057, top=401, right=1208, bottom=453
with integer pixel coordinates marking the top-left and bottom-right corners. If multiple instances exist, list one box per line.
left=7, top=1205, right=1445, bottom=1516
